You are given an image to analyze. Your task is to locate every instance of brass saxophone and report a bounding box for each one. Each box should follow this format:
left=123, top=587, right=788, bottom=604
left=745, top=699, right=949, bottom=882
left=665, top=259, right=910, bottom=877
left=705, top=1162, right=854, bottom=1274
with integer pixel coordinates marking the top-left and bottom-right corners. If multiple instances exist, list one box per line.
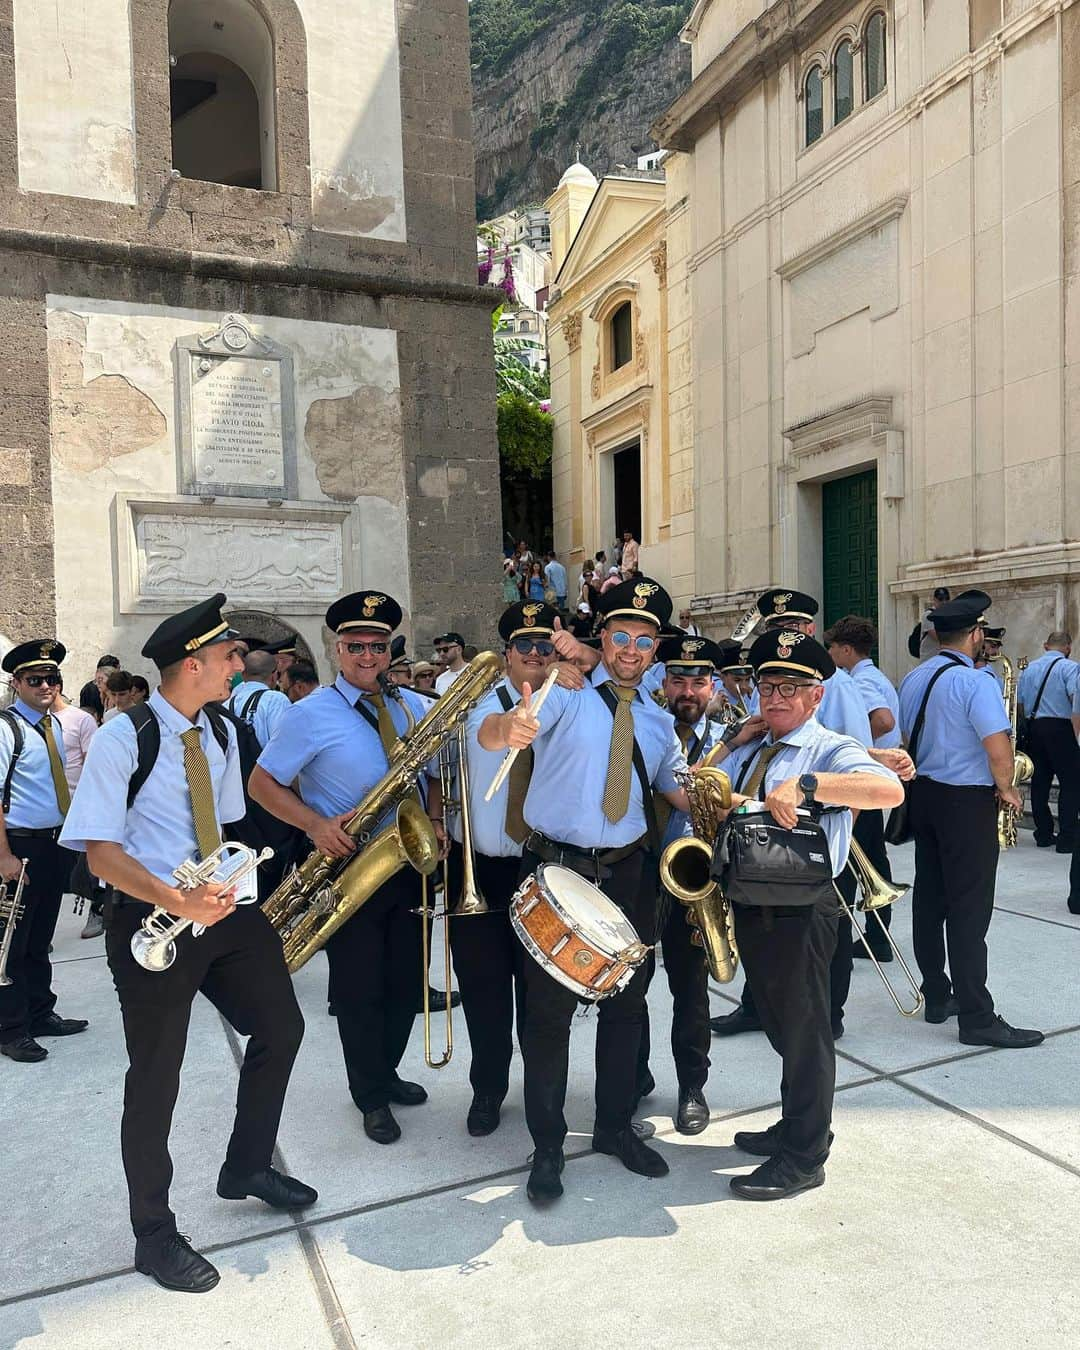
left=997, top=653, right=1033, bottom=849
left=265, top=652, right=502, bottom=972
left=658, top=759, right=739, bottom=982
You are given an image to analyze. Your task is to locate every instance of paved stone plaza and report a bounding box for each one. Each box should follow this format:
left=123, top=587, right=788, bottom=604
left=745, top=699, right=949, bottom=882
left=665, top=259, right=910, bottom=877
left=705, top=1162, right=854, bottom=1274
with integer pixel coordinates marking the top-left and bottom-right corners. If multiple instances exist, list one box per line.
left=3, top=836, right=1078, bottom=1350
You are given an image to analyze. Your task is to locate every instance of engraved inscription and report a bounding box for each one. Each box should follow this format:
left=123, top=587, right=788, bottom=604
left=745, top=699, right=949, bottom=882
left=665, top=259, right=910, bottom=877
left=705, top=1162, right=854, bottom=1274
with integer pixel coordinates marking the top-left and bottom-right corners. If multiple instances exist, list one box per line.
left=190, top=355, right=285, bottom=491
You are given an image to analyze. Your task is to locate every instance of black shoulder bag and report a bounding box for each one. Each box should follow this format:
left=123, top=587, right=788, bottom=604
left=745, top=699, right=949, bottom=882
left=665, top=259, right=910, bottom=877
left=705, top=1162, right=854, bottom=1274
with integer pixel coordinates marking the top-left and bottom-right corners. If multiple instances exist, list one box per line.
left=884, top=653, right=965, bottom=846
left=1016, top=655, right=1062, bottom=753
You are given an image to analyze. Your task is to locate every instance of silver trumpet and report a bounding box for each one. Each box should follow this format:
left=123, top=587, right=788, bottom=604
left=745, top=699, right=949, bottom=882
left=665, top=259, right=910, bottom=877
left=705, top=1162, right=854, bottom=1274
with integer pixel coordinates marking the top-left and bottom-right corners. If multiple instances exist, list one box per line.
left=0, top=859, right=29, bottom=987
left=131, top=842, right=273, bottom=973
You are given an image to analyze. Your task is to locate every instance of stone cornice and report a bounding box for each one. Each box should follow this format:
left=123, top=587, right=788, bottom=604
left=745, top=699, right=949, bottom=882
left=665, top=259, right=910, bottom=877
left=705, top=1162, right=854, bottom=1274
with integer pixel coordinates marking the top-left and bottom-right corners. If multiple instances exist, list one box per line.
left=776, top=196, right=907, bottom=279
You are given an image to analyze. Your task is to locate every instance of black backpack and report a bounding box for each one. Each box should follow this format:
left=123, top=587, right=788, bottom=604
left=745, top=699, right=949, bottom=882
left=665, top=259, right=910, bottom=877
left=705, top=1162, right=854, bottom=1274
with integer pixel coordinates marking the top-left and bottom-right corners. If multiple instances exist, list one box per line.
left=0, top=709, right=27, bottom=813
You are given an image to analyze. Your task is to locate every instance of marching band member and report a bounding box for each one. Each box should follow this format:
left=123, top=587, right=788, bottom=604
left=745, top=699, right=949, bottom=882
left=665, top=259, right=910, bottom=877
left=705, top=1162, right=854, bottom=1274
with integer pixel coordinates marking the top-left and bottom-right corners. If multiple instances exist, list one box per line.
left=480, top=577, right=691, bottom=1203
left=719, top=629, right=903, bottom=1199
left=427, top=601, right=567, bottom=1137
left=637, top=633, right=730, bottom=1135
left=1017, top=630, right=1078, bottom=852
left=899, top=591, right=1044, bottom=1048
left=248, top=591, right=433, bottom=1146
left=0, top=640, right=88, bottom=1062
left=60, top=595, right=313, bottom=1294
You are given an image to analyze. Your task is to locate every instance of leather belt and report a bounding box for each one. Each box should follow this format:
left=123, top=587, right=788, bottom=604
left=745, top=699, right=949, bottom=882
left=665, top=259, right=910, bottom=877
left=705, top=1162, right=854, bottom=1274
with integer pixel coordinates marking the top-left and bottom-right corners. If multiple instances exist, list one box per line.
left=7, top=826, right=61, bottom=839
left=524, top=829, right=647, bottom=882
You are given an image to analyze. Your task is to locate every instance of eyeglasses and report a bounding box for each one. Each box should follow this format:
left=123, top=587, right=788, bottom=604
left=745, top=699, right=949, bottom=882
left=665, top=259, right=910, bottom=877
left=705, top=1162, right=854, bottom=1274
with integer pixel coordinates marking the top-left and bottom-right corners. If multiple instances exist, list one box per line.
left=608, top=630, right=657, bottom=653
left=342, top=640, right=388, bottom=656
left=22, top=673, right=62, bottom=688
left=755, top=679, right=818, bottom=699
left=510, top=638, right=555, bottom=657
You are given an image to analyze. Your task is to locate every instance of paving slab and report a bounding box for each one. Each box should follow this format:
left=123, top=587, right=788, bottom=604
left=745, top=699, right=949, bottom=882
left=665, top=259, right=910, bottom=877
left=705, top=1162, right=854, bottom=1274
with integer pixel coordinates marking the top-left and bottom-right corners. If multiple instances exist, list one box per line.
left=2, top=1231, right=333, bottom=1350
left=309, top=1078, right=1080, bottom=1350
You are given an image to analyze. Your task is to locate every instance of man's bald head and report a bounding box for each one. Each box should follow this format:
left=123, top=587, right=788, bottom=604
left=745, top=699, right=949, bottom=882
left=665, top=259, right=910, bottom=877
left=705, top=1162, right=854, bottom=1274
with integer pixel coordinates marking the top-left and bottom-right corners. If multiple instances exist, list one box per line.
left=245, top=648, right=277, bottom=681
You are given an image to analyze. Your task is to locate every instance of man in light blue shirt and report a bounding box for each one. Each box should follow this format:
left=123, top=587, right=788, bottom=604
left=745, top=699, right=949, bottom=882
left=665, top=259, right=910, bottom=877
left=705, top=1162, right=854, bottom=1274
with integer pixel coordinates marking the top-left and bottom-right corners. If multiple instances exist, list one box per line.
left=249, top=589, right=458, bottom=1149
left=228, top=648, right=290, bottom=750
left=1016, top=631, right=1078, bottom=850
left=543, top=551, right=568, bottom=609
left=898, top=590, right=1043, bottom=1050
left=480, top=576, right=691, bottom=1202
left=0, top=639, right=86, bottom=1062
left=59, top=594, right=312, bottom=1295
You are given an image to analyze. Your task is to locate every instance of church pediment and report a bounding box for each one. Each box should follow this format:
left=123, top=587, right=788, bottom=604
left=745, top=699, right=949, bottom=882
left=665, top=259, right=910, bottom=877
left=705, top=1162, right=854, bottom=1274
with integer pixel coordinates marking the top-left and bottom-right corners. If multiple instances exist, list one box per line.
left=556, top=178, right=665, bottom=290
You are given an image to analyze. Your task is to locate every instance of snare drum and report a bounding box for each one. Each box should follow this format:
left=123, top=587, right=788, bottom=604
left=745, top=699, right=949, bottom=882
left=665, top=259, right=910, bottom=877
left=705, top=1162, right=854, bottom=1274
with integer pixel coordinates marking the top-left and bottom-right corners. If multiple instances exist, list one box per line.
left=509, top=864, right=651, bottom=1000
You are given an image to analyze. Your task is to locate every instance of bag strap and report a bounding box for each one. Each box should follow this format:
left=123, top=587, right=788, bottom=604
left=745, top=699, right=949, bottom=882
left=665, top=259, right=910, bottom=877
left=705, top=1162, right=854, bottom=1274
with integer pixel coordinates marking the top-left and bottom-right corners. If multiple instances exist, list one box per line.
left=239, top=689, right=267, bottom=722
left=122, top=703, right=162, bottom=809
left=595, top=682, right=659, bottom=853
left=203, top=704, right=231, bottom=756
left=909, top=652, right=965, bottom=767
left=495, top=682, right=516, bottom=713
left=1029, top=655, right=1064, bottom=719
left=0, top=709, right=25, bottom=814
left=331, top=683, right=381, bottom=735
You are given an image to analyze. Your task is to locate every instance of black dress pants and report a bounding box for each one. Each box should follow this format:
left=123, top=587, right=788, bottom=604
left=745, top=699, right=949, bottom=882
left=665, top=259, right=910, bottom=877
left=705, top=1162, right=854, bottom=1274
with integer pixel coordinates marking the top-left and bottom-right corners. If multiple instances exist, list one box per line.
left=518, top=847, right=656, bottom=1152
left=909, top=777, right=998, bottom=1030
left=445, top=844, right=526, bottom=1100
left=105, top=902, right=304, bottom=1240
left=325, top=868, right=423, bottom=1111
left=733, top=900, right=838, bottom=1170
left=636, top=890, right=710, bottom=1092
left=0, top=834, right=71, bottom=1043
left=740, top=865, right=853, bottom=1026
left=1029, top=718, right=1080, bottom=847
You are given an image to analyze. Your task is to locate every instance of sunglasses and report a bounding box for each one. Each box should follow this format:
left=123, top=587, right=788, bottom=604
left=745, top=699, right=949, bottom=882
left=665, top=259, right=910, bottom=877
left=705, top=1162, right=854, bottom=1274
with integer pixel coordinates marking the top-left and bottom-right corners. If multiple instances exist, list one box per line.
left=22, top=673, right=62, bottom=688
left=510, top=638, right=555, bottom=657
left=342, top=640, right=388, bottom=656
left=755, top=679, right=817, bottom=699
left=608, top=630, right=657, bottom=653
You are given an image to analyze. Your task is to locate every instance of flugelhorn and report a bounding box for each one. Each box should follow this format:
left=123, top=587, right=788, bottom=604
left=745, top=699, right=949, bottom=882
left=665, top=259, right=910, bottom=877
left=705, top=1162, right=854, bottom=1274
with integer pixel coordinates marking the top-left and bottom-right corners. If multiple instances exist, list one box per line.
left=131, top=842, right=272, bottom=973
left=0, top=859, right=29, bottom=988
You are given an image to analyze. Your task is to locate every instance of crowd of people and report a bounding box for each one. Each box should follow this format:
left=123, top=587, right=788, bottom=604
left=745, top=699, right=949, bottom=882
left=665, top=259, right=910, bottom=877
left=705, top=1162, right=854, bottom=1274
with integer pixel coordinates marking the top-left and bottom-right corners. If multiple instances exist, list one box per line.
left=0, top=570, right=1072, bottom=1295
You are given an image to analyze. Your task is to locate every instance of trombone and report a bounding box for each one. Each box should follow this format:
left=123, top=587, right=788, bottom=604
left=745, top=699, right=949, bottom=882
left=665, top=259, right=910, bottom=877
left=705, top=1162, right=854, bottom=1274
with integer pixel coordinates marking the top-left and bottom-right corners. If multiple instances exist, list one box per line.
left=836, top=840, right=924, bottom=1018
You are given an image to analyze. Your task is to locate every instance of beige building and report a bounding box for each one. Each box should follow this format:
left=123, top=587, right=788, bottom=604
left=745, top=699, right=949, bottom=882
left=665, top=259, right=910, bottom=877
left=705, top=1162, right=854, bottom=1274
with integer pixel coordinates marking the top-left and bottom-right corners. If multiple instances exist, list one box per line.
left=550, top=0, right=1080, bottom=675
left=0, top=0, right=499, bottom=685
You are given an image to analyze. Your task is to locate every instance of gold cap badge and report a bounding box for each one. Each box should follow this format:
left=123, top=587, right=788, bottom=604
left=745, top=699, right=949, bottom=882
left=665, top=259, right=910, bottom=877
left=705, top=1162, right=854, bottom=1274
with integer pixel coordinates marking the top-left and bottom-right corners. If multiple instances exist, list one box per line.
left=361, top=594, right=386, bottom=618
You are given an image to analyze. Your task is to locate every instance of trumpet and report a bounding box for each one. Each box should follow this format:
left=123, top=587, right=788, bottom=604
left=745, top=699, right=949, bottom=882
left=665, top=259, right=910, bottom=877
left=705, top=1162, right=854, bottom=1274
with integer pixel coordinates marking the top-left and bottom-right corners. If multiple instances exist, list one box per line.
left=131, top=842, right=272, bottom=973
left=836, top=841, right=924, bottom=1018
left=0, top=859, right=29, bottom=988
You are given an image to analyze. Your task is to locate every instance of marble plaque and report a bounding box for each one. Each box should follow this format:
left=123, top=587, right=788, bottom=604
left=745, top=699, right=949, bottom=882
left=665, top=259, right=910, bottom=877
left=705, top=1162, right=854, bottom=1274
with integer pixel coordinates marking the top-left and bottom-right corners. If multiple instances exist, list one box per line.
left=175, top=314, right=298, bottom=499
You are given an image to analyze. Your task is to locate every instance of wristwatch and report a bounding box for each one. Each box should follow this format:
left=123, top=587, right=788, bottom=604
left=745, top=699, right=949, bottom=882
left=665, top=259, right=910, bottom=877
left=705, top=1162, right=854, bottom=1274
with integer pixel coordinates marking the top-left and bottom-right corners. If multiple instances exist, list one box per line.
left=798, top=772, right=819, bottom=803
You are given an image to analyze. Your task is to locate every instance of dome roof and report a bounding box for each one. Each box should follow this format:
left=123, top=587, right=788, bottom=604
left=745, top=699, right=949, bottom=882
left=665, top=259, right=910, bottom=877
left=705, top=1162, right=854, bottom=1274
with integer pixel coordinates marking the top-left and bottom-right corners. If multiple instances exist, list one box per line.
left=558, top=160, right=598, bottom=189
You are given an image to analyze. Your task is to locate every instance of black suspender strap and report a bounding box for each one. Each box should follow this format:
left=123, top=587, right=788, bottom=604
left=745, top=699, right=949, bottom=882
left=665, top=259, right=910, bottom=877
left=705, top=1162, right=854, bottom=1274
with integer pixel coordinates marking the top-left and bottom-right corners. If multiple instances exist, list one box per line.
left=332, top=684, right=381, bottom=734
left=908, top=652, right=965, bottom=767
left=595, top=683, right=660, bottom=853
left=686, top=730, right=707, bottom=767
left=239, top=689, right=267, bottom=722
left=1029, top=655, right=1064, bottom=719
left=495, top=683, right=517, bottom=713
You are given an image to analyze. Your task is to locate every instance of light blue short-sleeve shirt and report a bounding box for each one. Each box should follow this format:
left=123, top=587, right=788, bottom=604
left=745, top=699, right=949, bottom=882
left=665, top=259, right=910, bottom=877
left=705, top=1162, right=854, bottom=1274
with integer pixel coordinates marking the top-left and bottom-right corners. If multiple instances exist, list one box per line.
left=60, top=690, right=245, bottom=882
left=899, top=652, right=1011, bottom=786
left=660, top=713, right=725, bottom=850
left=850, top=658, right=901, bottom=749
left=1017, top=651, right=1078, bottom=720
left=228, top=681, right=290, bottom=749
left=0, top=699, right=67, bottom=830
left=723, top=716, right=898, bottom=875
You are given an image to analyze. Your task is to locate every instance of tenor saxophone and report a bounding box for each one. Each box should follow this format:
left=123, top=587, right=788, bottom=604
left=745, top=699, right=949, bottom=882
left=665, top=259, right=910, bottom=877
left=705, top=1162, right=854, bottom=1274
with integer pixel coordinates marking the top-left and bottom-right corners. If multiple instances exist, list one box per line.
left=658, top=760, right=739, bottom=982
left=265, top=652, right=502, bottom=972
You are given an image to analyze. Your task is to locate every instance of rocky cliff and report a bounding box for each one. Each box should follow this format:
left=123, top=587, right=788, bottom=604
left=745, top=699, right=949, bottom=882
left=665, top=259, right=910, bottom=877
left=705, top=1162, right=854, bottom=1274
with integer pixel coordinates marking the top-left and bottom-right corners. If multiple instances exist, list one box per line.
left=471, top=2, right=693, bottom=219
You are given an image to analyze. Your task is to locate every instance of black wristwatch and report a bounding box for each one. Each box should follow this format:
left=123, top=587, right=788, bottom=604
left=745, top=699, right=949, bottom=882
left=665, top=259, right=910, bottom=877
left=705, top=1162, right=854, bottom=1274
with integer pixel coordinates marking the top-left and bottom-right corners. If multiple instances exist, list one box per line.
left=798, top=772, right=819, bottom=804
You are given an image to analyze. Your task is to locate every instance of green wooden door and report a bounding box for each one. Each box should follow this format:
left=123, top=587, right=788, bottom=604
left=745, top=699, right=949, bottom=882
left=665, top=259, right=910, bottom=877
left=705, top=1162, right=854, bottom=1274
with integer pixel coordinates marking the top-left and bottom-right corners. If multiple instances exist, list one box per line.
left=822, top=469, right=878, bottom=627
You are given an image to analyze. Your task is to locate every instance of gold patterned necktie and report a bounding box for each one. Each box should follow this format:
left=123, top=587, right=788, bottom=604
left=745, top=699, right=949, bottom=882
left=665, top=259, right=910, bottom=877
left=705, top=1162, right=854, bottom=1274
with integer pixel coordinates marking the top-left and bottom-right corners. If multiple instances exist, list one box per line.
left=38, top=714, right=71, bottom=816
left=741, top=741, right=788, bottom=798
left=602, top=684, right=639, bottom=823
left=180, top=726, right=221, bottom=862
left=366, top=693, right=400, bottom=761
left=504, top=745, right=533, bottom=844
left=676, top=723, right=695, bottom=754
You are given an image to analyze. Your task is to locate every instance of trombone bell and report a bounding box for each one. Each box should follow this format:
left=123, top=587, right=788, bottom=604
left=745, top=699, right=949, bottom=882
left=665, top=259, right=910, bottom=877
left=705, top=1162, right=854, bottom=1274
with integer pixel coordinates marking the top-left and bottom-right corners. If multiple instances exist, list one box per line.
left=840, top=840, right=923, bottom=1017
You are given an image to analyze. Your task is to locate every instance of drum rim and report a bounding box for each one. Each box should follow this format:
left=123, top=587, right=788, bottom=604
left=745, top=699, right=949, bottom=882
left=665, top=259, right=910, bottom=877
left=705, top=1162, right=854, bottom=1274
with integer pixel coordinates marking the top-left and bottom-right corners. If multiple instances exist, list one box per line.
left=532, top=863, right=639, bottom=952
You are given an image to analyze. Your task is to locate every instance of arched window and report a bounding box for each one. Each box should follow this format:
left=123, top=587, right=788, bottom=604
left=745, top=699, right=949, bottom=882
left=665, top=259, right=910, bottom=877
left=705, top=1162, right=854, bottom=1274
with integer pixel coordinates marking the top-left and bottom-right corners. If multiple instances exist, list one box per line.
left=804, top=66, right=824, bottom=146
left=833, top=41, right=854, bottom=124
left=169, top=0, right=277, bottom=190
left=864, top=12, right=887, bottom=101
left=611, top=302, right=633, bottom=371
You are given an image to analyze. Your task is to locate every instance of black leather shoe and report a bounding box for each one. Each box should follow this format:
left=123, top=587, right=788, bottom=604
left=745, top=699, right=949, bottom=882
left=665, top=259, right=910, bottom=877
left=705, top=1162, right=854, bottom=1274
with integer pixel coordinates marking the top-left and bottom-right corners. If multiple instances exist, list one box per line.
left=1069, top=898, right=1080, bottom=915
left=217, top=1165, right=318, bottom=1209
left=386, top=1077, right=428, bottom=1106
left=924, top=996, right=960, bottom=1024
left=30, top=1012, right=88, bottom=1037
left=730, top=1155, right=825, bottom=1201
left=363, top=1105, right=402, bottom=1144
left=592, top=1127, right=669, bottom=1177
left=526, top=1148, right=565, bottom=1203
left=959, top=1015, right=1044, bottom=1049
left=1035, top=836, right=1057, bottom=848
left=467, top=1094, right=502, bottom=1136
left=851, top=943, right=893, bottom=962
left=733, top=1121, right=783, bottom=1156
left=419, top=987, right=461, bottom=1013
left=676, top=1087, right=710, bottom=1135
left=831, top=1018, right=845, bottom=1040
left=1055, top=841, right=1075, bottom=854
left=134, top=1232, right=220, bottom=1293
left=0, top=1036, right=47, bottom=1063
left=709, top=1008, right=762, bottom=1036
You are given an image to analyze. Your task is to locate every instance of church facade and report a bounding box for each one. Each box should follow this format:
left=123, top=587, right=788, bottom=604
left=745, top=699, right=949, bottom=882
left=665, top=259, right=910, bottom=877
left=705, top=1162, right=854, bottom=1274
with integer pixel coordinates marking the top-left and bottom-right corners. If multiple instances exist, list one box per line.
left=0, top=0, right=499, bottom=679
